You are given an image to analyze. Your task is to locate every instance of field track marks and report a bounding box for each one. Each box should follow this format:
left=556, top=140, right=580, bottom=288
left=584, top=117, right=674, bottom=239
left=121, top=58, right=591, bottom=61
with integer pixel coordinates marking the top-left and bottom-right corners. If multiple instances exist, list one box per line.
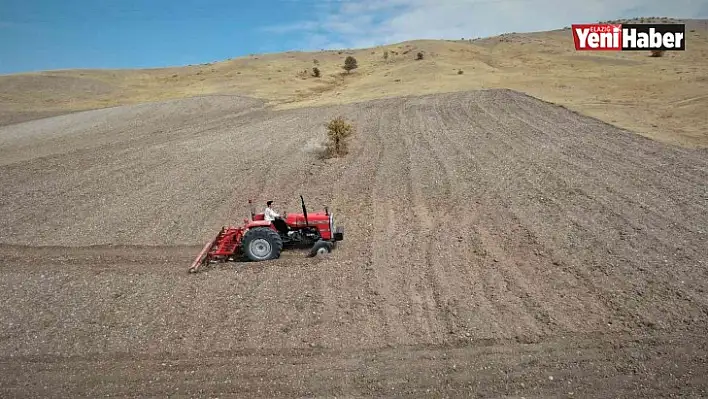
left=307, top=103, right=393, bottom=348
left=468, top=91, right=708, bottom=329
left=429, top=93, right=616, bottom=335
left=476, top=97, right=659, bottom=333
left=362, top=101, right=424, bottom=345
left=419, top=98, right=508, bottom=339
left=398, top=99, right=456, bottom=343
left=462, top=98, right=620, bottom=333
left=4, top=330, right=707, bottom=398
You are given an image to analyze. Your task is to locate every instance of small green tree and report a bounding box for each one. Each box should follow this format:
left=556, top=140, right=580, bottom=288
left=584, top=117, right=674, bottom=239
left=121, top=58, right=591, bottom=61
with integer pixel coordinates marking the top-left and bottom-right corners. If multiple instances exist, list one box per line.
left=312, top=67, right=321, bottom=77
left=325, top=116, right=354, bottom=157
left=342, top=56, right=358, bottom=73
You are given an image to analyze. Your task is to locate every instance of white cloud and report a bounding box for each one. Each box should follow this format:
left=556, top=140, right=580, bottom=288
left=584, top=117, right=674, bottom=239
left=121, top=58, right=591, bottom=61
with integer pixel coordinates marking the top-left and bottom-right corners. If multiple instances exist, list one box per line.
left=303, top=33, right=349, bottom=50
left=263, top=0, right=707, bottom=49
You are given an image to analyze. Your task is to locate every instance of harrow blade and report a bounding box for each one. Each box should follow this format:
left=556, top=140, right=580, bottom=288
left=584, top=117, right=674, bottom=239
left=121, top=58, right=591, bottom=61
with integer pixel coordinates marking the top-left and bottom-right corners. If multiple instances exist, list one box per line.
left=188, top=228, right=223, bottom=273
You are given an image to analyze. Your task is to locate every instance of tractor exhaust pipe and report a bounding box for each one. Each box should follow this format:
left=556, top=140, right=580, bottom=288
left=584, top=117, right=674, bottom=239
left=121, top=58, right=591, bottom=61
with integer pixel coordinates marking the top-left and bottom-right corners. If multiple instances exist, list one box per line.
left=300, top=195, right=309, bottom=226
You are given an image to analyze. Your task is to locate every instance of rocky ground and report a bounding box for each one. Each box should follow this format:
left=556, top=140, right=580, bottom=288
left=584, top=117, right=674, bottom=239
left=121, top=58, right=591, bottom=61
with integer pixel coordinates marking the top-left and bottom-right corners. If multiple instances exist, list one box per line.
left=1, top=90, right=707, bottom=397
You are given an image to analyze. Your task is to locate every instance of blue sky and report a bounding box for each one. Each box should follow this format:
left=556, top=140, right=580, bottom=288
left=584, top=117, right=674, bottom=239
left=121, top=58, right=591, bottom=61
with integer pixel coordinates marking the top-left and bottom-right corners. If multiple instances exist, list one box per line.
left=1, top=0, right=706, bottom=74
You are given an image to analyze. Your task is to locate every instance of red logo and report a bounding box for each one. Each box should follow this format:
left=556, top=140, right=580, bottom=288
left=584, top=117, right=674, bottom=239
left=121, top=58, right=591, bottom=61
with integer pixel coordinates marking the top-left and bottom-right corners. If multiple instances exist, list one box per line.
left=572, top=24, right=622, bottom=50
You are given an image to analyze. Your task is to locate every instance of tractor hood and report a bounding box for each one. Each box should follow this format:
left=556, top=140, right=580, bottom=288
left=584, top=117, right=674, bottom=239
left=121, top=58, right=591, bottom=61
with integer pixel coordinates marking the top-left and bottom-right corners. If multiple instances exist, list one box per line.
left=285, top=211, right=329, bottom=227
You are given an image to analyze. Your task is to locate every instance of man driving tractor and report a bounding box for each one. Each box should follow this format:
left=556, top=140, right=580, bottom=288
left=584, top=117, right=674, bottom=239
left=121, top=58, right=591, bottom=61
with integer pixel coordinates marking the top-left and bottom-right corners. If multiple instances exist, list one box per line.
left=188, top=195, right=344, bottom=272
left=264, top=200, right=283, bottom=222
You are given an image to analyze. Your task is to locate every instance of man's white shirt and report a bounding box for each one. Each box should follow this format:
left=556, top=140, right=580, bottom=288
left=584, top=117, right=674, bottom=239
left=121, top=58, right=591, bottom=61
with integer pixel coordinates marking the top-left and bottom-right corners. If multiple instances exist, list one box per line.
left=264, top=207, right=280, bottom=222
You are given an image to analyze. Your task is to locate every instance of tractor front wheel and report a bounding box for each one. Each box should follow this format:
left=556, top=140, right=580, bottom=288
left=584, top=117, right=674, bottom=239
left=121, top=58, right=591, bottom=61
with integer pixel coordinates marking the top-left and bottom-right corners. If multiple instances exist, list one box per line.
left=308, top=240, right=333, bottom=257
left=241, top=227, right=283, bottom=261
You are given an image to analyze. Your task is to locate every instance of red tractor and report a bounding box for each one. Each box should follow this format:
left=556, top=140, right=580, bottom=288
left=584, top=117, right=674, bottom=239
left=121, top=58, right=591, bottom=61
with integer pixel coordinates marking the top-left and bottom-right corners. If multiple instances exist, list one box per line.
left=188, top=196, right=344, bottom=273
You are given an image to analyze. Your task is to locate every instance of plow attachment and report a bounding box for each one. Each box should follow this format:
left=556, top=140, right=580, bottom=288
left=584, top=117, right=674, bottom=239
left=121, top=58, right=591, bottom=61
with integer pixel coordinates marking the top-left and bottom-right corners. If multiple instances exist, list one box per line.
left=188, top=227, right=244, bottom=273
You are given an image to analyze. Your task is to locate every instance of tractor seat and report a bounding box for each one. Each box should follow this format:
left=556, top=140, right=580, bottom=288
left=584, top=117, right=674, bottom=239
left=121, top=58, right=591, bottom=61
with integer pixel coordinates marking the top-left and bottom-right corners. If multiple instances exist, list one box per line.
left=271, top=217, right=290, bottom=235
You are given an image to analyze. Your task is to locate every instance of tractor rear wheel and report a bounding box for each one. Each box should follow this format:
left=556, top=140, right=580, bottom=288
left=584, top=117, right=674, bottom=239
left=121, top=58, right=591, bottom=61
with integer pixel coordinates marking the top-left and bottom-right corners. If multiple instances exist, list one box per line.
left=241, top=227, right=283, bottom=261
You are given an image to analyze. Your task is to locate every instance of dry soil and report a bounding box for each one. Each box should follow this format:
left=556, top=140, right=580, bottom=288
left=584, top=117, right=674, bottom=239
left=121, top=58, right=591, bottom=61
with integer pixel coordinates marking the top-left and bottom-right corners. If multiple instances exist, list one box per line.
left=1, top=90, right=707, bottom=397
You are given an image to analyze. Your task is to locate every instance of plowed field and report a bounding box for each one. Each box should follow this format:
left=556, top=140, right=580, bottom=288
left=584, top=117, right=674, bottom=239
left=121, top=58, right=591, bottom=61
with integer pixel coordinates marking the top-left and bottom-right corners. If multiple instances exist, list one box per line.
left=1, top=90, right=707, bottom=397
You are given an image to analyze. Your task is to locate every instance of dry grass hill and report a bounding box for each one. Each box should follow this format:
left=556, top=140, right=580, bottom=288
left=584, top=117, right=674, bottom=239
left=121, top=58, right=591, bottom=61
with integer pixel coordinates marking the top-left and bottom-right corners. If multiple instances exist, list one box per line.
left=1, top=17, right=707, bottom=148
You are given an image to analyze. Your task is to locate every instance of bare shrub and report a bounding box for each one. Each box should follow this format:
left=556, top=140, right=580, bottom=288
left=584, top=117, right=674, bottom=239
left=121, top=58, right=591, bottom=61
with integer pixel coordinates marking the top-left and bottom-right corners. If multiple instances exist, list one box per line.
left=650, top=50, right=665, bottom=57
left=383, top=50, right=389, bottom=60
left=312, top=67, right=321, bottom=77
left=458, top=69, right=464, bottom=75
left=416, top=52, right=424, bottom=60
left=325, top=116, right=355, bottom=157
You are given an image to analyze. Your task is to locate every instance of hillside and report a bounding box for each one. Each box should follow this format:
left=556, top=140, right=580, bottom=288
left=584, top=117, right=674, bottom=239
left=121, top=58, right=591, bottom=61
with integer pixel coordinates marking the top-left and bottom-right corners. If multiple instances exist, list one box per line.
left=2, top=90, right=708, bottom=396
left=2, top=17, right=708, bottom=397
left=1, top=17, right=707, bottom=147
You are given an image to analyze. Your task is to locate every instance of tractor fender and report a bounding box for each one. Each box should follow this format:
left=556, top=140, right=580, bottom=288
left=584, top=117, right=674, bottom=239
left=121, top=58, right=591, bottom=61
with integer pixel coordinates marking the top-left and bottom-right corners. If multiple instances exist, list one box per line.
left=245, top=220, right=273, bottom=229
